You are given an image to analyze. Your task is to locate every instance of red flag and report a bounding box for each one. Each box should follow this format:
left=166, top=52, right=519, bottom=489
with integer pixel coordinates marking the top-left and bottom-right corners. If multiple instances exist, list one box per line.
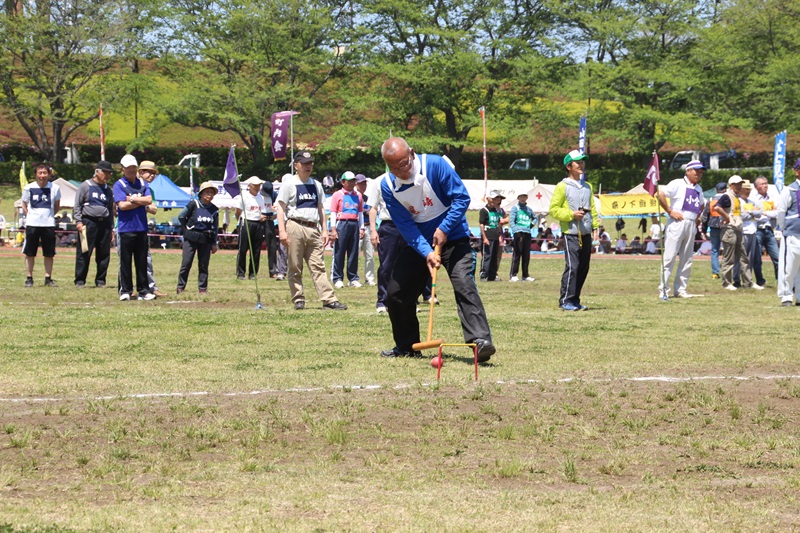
left=99, top=105, right=106, bottom=161
left=644, top=152, right=660, bottom=196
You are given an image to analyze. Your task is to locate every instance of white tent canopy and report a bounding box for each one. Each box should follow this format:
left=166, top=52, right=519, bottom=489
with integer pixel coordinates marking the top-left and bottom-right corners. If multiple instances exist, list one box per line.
left=461, top=179, right=542, bottom=210
left=500, top=183, right=557, bottom=214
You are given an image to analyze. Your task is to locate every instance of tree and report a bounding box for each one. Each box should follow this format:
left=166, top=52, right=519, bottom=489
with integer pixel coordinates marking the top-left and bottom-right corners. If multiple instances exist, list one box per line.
left=0, top=1, right=143, bottom=162
left=333, top=0, right=560, bottom=168
left=161, top=0, right=352, bottom=171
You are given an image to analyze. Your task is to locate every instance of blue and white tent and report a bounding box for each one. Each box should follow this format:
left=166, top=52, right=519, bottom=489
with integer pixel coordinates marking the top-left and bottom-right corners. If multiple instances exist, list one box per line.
left=149, top=174, right=191, bottom=209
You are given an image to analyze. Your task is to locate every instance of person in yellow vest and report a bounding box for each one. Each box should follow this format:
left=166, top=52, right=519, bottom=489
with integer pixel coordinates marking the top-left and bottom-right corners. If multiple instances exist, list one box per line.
left=714, top=175, right=760, bottom=291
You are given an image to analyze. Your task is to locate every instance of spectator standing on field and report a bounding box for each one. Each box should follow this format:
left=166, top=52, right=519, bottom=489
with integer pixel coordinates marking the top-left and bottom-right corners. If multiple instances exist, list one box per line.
left=329, top=171, right=364, bottom=288
left=740, top=180, right=761, bottom=287
left=701, top=182, right=726, bottom=279
left=261, top=180, right=279, bottom=279
left=508, top=192, right=536, bottom=282
left=549, top=150, right=599, bottom=310
left=276, top=152, right=347, bottom=311
left=177, top=182, right=219, bottom=294
left=777, top=160, right=800, bottom=306
left=715, top=175, right=761, bottom=291
left=73, top=160, right=115, bottom=288
left=21, top=163, right=61, bottom=287
left=751, top=175, right=779, bottom=286
left=138, top=160, right=166, bottom=297
left=114, top=154, right=155, bottom=301
left=656, top=159, right=706, bottom=299
left=236, top=176, right=267, bottom=280
left=355, top=174, right=376, bottom=286
left=479, top=191, right=505, bottom=281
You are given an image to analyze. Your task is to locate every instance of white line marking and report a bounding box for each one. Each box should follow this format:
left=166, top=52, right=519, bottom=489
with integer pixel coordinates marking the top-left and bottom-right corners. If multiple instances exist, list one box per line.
left=1, top=374, right=799, bottom=403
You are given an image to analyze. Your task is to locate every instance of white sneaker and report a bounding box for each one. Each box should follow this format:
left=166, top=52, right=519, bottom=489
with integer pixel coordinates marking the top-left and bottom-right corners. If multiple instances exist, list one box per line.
left=509, top=276, right=519, bottom=282
left=334, top=280, right=344, bottom=289
left=376, top=306, right=387, bottom=314
left=724, top=285, right=737, bottom=291
left=366, top=280, right=376, bottom=286
left=523, top=277, right=536, bottom=282
left=751, top=284, right=765, bottom=290
left=138, top=293, right=156, bottom=301
left=119, top=293, right=130, bottom=301
left=349, top=280, right=362, bottom=288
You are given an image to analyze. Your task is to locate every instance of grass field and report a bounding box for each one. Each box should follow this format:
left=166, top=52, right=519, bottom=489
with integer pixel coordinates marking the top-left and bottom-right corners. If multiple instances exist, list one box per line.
left=0, top=248, right=798, bottom=531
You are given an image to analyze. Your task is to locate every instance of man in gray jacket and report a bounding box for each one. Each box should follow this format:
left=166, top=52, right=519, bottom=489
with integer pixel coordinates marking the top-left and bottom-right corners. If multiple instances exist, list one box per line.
left=73, top=161, right=115, bottom=287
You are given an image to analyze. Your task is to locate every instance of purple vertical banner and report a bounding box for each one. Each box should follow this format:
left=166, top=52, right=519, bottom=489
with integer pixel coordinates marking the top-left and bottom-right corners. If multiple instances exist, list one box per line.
left=271, top=111, right=297, bottom=161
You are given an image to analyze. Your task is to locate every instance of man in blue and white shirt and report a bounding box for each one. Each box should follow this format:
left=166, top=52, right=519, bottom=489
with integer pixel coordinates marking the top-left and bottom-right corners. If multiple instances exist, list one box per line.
left=21, top=163, right=61, bottom=287
left=379, top=137, right=495, bottom=361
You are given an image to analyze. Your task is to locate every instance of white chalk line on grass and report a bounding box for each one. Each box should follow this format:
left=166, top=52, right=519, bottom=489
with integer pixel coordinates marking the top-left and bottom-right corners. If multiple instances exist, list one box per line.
left=1, top=374, right=799, bottom=404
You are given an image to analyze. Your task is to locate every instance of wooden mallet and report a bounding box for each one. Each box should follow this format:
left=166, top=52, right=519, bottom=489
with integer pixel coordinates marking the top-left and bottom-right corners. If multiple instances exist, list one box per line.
left=412, top=244, right=443, bottom=351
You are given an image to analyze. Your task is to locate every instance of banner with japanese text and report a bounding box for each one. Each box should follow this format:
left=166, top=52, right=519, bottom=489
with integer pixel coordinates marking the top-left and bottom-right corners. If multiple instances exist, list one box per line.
left=598, top=194, right=660, bottom=216
left=270, top=111, right=297, bottom=160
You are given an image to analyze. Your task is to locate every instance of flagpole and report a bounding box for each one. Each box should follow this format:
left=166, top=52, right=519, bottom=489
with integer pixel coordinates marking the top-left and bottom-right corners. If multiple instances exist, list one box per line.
left=480, top=107, right=488, bottom=201
left=652, top=150, right=668, bottom=302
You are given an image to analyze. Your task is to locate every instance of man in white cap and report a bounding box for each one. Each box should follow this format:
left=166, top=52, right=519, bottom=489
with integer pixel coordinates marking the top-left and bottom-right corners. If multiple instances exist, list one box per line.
left=656, top=159, right=706, bottom=298
left=235, top=176, right=267, bottom=280
left=776, top=159, right=800, bottom=306
left=714, top=174, right=760, bottom=290
left=114, top=154, right=155, bottom=300
left=329, top=171, right=364, bottom=288
left=550, top=150, right=599, bottom=310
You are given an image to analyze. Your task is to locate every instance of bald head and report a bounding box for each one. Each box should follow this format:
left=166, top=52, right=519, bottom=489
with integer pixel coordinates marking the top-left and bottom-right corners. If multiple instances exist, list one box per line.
left=382, top=137, right=416, bottom=180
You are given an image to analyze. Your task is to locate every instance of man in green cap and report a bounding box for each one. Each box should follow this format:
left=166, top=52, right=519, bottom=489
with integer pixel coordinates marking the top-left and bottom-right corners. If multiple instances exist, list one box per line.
left=549, top=150, right=599, bottom=311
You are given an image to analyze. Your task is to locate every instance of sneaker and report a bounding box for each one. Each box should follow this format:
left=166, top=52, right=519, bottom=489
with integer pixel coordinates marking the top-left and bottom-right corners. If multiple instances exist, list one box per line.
left=322, top=301, right=347, bottom=310
left=423, top=296, right=440, bottom=305
left=724, top=285, right=737, bottom=291
left=75, top=282, right=86, bottom=288
left=198, top=288, right=208, bottom=294
left=275, top=274, right=285, bottom=281
left=176, top=288, right=184, bottom=294
left=334, top=280, right=344, bottom=289
left=473, top=338, right=496, bottom=363
left=376, top=306, right=387, bottom=314
left=561, top=303, right=580, bottom=311
left=712, top=274, right=720, bottom=279
left=380, top=347, right=422, bottom=358
left=294, top=300, right=305, bottom=310
left=248, top=275, right=255, bottom=280
left=119, top=293, right=131, bottom=301
left=24, top=277, right=34, bottom=288
left=366, top=280, right=376, bottom=286
left=95, top=282, right=106, bottom=288
left=523, top=277, right=536, bottom=282
left=153, top=290, right=166, bottom=298
left=577, top=304, right=589, bottom=311
left=349, top=280, right=362, bottom=288
left=138, top=293, right=156, bottom=301
left=676, top=292, right=696, bottom=298
left=750, top=284, right=765, bottom=291
left=44, top=278, right=57, bottom=287
left=509, top=276, right=519, bottom=282
left=237, top=275, right=246, bottom=280
left=781, top=301, right=793, bottom=307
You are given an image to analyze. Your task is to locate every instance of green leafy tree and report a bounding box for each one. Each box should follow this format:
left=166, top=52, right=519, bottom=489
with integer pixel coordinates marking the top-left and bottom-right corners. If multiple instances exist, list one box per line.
left=0, top=1, right=142, bottom=162
left=333, top=0, right=559, bottom=168
left=162, top=0, right=352, bottom=171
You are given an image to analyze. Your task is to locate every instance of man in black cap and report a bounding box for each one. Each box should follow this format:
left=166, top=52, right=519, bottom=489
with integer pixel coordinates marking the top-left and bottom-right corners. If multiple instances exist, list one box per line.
left=73, top=161, right=115, bottom=287
left=701, top=181, right=727, bottom=279
left=276, top=151, right=347, bottom=310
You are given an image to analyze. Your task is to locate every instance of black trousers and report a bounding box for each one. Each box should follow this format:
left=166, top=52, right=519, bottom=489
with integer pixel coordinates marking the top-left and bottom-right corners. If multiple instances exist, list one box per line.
left=387, top=237, right=491, bottom=351
left=510, top=232, right=532, bottom=279
left=74, top=217, right=112, bottom=286
left=480, top=238, right=501, bottom=280
left=119, top=231, right=149, bottom=296
left=237, top=220, right=265, bottom=277
left=178, top=238, right=212, bottom=290
left=264, top=221, right=278, bottom=275
left=376, top=221, right=431, bottom=309
left=559, top=233, right=592, bottom=306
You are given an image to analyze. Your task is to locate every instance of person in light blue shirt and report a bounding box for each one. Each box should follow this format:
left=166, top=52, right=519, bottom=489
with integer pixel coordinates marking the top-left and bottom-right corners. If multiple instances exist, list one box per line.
left=508, top=192, right=536, bottom=282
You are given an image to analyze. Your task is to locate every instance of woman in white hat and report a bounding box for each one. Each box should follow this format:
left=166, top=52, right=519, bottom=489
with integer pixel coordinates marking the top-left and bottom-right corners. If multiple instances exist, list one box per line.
left=235, top=176, right=267, bottom=280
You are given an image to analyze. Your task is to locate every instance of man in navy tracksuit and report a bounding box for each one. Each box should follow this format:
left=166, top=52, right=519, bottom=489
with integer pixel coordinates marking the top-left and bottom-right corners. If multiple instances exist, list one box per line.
left=379, top=137, right=495, bottom=362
